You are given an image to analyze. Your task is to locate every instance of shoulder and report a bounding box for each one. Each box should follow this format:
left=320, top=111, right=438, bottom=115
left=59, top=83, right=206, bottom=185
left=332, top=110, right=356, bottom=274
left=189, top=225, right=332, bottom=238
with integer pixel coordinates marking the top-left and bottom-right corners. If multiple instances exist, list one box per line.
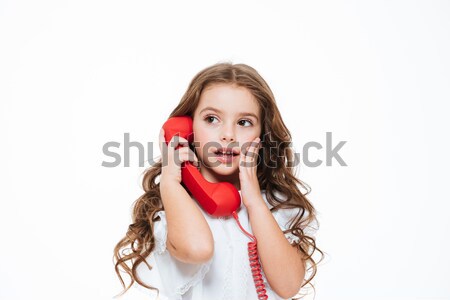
left=260, top=189, right=318, bottom=237
left=260, top=189, right=295, bottom=212
left=261, top=189, right=299, bottom=223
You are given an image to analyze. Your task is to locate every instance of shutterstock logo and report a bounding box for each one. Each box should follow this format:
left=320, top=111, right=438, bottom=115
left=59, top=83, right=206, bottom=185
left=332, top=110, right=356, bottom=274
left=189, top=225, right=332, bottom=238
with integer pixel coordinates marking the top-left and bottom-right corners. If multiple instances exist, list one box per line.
left=101, top=132, right=347, bottom=168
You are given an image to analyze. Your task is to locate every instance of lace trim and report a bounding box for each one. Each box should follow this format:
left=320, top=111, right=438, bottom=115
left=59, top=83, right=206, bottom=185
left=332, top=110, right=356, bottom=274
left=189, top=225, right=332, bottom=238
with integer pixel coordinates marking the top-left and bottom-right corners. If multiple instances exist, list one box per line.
left=133, top=281, right=158, bottom=297
left=285, top=232, right=301, bottom=244
left=154, top=211, right=167, bottom=254
left=175, top=258, right=213, bottom=295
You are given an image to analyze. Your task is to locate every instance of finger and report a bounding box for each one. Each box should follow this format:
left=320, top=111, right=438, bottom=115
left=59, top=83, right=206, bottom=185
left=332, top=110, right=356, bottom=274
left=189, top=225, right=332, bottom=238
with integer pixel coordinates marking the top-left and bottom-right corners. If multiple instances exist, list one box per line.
left=241, top=145, right=253, bottom=168
left=245, top=138, right=260, bottom=157
left=159, top=128, right=168, bottom=153
left=175, top=147, right=199, bottom=167
left=189, top=149, right=199, bottom=165
left=251, top=137, right=261, bottom=148
left=243, top=137, right=260, bottom=166
left=168, top=135, right=190, bottom=150
left=187, top=148, right=200, bottom=167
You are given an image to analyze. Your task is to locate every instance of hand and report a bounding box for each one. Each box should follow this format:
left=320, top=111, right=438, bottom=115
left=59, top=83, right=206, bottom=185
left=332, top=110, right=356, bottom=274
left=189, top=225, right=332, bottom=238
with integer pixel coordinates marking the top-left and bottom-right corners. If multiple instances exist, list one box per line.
left=159, top=128, right=199, bottom=185
left=238, top=137, right=264, bottom=209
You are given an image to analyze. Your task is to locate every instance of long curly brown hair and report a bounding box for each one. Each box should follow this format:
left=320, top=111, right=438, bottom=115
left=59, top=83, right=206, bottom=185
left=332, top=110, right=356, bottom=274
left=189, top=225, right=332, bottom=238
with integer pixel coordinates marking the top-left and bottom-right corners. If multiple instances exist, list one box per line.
left=113, top=62, right=323, bottom=298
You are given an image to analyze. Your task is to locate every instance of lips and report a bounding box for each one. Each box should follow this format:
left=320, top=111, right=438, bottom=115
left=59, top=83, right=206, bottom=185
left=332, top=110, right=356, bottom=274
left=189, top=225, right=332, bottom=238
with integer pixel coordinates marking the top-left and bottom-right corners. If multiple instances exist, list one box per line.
left=213, top=148, right=239, bottom=164
left=213, top=147, right=240, bottom=156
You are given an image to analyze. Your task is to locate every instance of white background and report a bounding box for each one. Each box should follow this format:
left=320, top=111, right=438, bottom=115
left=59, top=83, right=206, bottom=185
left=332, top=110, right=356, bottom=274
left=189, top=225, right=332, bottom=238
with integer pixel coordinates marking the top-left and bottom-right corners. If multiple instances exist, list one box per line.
left=1, top=1, right=449, bottom=299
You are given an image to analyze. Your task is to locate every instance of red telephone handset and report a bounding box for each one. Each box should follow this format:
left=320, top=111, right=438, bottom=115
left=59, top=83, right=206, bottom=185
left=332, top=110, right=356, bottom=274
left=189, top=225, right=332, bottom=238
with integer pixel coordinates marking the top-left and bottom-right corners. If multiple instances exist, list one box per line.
left=162, top=116, right=241, bottom=217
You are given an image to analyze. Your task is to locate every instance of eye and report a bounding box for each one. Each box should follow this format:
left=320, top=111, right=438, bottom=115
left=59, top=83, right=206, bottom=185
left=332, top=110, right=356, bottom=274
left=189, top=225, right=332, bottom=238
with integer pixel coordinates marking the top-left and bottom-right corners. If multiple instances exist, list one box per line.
left=204, top=115, right=218, bottom=124
left=238, top=119, right=253, bottom=127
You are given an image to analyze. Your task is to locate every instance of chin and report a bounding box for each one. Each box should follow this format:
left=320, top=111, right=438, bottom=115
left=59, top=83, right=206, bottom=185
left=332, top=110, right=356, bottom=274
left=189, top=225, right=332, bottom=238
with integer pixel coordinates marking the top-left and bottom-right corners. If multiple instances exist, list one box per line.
left=210, top=162, right=237, bottom=173
left=215, top=166, right=239, bottom=176
left=203, top=162, right=239, bottom=180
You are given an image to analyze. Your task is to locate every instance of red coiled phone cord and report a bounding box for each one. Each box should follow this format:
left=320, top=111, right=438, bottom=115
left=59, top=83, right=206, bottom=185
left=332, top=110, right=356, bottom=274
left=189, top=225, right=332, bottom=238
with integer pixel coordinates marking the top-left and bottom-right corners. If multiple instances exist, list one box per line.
left=232, top=211, right=269, bottom=300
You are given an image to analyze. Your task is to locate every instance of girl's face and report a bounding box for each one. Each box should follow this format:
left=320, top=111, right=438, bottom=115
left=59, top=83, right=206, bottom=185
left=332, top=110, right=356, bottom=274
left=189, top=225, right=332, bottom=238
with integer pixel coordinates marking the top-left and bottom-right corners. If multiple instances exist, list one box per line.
left=193, top=83, right=262, bottom=187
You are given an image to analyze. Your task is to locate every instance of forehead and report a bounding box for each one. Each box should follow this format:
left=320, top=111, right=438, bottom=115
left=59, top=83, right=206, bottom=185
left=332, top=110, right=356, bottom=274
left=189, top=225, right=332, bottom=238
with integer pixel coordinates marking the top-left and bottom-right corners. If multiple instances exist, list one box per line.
left=196, top=83, right=260, bottom=116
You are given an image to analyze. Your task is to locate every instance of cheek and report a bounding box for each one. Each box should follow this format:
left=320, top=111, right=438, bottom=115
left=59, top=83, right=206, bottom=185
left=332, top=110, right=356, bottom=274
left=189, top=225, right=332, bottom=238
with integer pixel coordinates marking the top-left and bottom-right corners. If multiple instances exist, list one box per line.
left=193, top=132, right=209, bottom=155
left=238, top=133, right=259, bottom=147
left=192, top=123, right=202, bottom=144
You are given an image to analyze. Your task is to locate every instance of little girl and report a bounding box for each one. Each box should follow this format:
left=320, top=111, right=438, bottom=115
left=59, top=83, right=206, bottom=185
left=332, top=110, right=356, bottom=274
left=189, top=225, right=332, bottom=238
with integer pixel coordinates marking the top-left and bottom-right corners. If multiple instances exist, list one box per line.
left=114, top=62, right=322, bottom=300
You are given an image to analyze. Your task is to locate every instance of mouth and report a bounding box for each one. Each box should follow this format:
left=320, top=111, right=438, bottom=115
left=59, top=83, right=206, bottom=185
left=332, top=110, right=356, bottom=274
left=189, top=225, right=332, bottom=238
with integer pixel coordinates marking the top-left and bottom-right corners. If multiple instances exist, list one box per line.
left=212, top=147, right=240, bottom=163
left=213, top=147, right=240, bottom=157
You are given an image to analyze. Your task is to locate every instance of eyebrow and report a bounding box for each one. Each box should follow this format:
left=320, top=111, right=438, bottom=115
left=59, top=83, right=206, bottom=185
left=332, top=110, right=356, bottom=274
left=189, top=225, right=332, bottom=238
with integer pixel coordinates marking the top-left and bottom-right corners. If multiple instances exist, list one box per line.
left=199, top=106, right=259, bottom=121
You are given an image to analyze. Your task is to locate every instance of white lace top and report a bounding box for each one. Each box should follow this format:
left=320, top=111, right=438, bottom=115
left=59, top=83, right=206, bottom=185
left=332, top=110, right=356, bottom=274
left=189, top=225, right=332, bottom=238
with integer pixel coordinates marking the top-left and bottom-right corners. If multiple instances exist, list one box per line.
left=134, top=189, right=317, bottom=300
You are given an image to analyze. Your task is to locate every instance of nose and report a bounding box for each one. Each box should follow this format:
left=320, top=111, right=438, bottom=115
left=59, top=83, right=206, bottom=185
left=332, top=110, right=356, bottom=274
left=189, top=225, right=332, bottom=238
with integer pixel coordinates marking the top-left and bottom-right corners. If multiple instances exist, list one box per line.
left=220, top=123, right=235, bottom=142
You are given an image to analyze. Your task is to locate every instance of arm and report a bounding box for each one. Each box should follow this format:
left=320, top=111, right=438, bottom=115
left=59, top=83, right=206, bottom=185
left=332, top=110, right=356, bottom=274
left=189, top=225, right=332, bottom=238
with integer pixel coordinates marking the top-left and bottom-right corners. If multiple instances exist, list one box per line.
left=160, top=179, right=214, bottom=264
left=158, top=128, right=213, bottom=264
left=247, top=199, right=306, bottom=298
left=238, top=137, right=305, bottom=297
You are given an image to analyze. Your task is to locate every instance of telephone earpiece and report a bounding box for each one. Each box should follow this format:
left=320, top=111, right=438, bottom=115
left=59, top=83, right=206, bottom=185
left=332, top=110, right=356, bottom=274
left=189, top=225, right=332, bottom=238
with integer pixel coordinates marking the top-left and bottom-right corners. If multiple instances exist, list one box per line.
left=162, top=116, right=241, bottom=217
